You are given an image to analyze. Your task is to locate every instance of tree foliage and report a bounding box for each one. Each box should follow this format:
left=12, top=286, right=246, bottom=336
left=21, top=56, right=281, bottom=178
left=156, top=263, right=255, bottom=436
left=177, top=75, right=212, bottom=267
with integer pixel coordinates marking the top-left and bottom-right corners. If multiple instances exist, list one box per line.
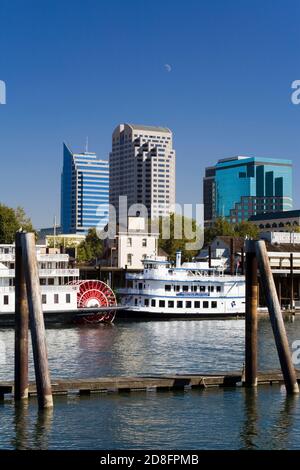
left=158, top=213, right=202, bottom=261
left=204, top=217, right=259, bottom=245
left=77, top=228, right=104, bottom=263
left=0, top=204, right=35, bottom=244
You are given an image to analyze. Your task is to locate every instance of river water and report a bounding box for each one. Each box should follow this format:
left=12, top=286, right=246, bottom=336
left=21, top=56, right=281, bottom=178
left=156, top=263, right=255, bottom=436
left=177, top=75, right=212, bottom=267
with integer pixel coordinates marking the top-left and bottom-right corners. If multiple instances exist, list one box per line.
left=0, top=317, right=300, bottom=449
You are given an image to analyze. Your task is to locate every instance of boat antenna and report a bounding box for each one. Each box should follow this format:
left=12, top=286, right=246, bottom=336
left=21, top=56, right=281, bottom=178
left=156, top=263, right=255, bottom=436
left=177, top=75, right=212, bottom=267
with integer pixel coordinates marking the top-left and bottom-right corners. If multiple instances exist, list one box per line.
left=85, top=136, right=89, bottom=153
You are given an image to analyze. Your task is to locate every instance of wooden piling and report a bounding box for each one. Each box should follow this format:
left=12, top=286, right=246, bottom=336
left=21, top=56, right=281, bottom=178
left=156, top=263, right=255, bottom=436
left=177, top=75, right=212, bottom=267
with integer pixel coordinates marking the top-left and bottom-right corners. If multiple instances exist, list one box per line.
left=208, top=245, right=212, bottom=269
left=255, top=240, right=299, bottom=394
left=14, top=232, right=29, bottom=401
left=21, top=233, right=53, bottom=408
left=245, top=240, right=258, bottom=387
left=241, top=247, right=244, bottom=275
left=290, top=253, right=294, bottom=311
left=230, top=238, right=235, bottom=275
left=278, top=277, right=282, bottom=309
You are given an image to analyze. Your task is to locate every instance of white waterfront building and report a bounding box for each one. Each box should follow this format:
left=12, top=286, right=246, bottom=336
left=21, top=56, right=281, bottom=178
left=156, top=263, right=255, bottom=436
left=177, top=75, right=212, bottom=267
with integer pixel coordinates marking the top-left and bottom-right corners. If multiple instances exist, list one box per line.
left=104, top=216, right=160, bottom=269
left=109, top=123, right=176, bottom=220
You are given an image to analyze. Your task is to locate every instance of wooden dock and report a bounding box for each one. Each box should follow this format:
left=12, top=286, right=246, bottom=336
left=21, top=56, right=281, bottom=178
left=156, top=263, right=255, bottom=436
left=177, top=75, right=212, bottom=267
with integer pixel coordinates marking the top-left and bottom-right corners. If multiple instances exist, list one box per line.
left=1, top=370, right=300, bottom=399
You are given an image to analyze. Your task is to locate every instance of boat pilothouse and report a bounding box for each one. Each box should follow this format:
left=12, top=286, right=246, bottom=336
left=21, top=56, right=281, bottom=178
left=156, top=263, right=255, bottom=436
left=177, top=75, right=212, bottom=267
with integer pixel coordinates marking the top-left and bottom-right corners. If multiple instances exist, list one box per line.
left=119, top=251, right=245, bottom=318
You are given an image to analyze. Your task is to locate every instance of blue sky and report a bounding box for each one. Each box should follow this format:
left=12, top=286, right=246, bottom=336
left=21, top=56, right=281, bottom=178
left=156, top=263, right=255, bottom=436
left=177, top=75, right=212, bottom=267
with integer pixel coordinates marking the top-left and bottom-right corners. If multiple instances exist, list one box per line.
left=1, top=0, right=300, bottom=228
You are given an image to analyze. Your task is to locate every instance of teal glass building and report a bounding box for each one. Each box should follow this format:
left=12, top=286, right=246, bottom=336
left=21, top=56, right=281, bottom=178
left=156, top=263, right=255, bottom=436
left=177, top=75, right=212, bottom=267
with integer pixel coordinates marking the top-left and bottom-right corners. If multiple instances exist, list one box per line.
left=61, top=143, right=109, bottom=234
left=203, top=156, right=293, bottom=224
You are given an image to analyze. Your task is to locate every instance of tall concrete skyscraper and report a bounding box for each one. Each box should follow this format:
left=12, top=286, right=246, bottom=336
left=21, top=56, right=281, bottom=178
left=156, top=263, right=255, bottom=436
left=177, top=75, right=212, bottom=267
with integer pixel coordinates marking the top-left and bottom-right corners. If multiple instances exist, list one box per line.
left=203, top=156, right=293, bottom=225
left=109, top=124, right=176, bottom=220
left=61, top=143, right=109, bottom=234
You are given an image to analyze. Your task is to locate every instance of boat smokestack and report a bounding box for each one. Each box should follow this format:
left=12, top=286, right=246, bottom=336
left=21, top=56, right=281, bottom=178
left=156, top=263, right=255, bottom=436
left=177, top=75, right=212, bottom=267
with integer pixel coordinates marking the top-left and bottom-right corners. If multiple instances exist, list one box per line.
left=176, top=251, right=182, bottom=268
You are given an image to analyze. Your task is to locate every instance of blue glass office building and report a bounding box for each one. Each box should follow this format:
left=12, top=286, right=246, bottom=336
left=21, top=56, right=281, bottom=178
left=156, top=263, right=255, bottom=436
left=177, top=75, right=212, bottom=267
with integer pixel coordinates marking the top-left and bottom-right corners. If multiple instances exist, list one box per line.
left=203, top=156, right=293, bottom=224
left=61, top=143, right=109, bottom=234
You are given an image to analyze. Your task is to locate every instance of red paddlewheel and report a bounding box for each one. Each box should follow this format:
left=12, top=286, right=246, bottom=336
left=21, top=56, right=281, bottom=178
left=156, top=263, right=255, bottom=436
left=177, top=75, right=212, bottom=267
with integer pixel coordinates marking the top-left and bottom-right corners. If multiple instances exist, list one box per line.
left=68, top=280, right=116, bottom=308
left=68, top=280, right=116, bottom=324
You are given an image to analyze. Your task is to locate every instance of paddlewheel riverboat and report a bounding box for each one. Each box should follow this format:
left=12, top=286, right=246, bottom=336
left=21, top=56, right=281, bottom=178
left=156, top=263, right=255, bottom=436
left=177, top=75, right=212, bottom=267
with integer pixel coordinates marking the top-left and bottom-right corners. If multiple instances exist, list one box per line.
left=118, top=251, right=245, bottom=319
left=0, top=244, right=116, bottom=325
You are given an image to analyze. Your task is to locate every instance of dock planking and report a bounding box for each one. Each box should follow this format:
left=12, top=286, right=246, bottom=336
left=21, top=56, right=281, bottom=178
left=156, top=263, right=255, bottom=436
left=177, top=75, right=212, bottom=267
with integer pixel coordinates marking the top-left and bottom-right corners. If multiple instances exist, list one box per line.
left=1, top=370, right=300, bottom=399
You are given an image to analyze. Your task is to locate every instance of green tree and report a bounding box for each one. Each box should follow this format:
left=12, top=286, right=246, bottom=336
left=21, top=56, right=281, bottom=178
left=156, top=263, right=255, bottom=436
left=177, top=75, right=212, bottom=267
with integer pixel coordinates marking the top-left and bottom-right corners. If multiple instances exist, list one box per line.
left=204, top=217, right=235, bottom=245
left=0, top=204, right=35, bottom=244
left=14, top=206, right=35, bottom=233
left=234, top=220, right=259, bottom=239
left=158, top=213, right=201, bottom=261
left=77, top=228, right=104, bottom=263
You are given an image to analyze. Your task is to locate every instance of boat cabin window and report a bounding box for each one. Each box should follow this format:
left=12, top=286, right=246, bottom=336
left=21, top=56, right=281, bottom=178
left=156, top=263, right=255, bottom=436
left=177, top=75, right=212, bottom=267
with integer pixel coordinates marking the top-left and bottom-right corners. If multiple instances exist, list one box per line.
left=208, top=286, right=214, bottom=292
left=159, top=300, right=165, bottom=308
left=177, top=301, right=183, bottom=308
left=54, top=294, right=59, bottom=304
left=66, top=294, right=71, bottom=304
left=168, top=300, right=174, bottom=308
left=134, top=298, right=138, bottom=306
left=200, top=286, right=205, bottom=292
left=144, top=298, right=149, bottom=307
left=165, top=285, right=172, bottom=292
left=216, top=286, right=221, bottom=292
left=173, top=285, right=180, bottom=292
left=182, top=285, right=189, bottom=292
left=151, top=299, right=156, bottom=307
left=211, top=301, right=217, bottom=308
left=191, top=285, right=197, bottom=292
left=4, top=295, right=9, bottom=305
left=138, top=283, right=143, bottom=290
left=186, top=301, right=192, bottom=308
left=42, top=295, right=47, bottom=304
left=195, top=301, right=200, bottom=309
left=203, top=301, right=209, bottom=308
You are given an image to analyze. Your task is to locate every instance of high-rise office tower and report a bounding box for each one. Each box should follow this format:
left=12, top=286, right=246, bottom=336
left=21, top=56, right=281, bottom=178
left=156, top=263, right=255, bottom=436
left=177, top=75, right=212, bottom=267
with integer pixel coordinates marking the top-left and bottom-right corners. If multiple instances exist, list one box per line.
left=203, top=166, right=216, bottom=226
left=203, top=156, right=293, bottom=225
left=109, top=124, right=176, bottom=220
left=61, top=143, right=109, bottom=234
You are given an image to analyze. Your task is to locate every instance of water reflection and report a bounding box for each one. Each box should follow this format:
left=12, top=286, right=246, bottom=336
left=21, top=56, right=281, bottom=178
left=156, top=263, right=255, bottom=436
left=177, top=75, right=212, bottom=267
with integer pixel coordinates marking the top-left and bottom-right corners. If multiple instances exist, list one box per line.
left=239, top=387, right=300, bottom=450
left=12, top=402, right=53, bottom=450
left=34, top=408, right=53, bottom=449
left=13, top=402, right=30, bottom=449
left=271, top=391, right=298, bottom=450
left=240, top=389, right=258, bottom=450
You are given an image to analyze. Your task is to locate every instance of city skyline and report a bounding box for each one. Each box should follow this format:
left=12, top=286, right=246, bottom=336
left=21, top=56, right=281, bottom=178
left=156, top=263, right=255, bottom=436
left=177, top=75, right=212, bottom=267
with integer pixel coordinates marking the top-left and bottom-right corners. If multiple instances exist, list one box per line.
left=1, top=0, right=300, bottom=227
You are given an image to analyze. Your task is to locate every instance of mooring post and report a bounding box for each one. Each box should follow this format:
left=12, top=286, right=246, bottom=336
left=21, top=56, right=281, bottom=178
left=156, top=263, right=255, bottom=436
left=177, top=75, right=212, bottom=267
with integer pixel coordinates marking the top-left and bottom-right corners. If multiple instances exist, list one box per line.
left=21, top=233, right=53, bottom=408
left=14, top=232, right=29, bottom=401
left=255, top=240, right=299, bottom=394
left=241, top=247, right=244, bottom=275
left=290, top=253, right=294, bottom=312
left=245, top=240, right=258, bottom=387
left=278, top=277, right=282, bottom=310
left=208, top=245, right=212, bottom=269
left=230, top=238, right=235, bottom=275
